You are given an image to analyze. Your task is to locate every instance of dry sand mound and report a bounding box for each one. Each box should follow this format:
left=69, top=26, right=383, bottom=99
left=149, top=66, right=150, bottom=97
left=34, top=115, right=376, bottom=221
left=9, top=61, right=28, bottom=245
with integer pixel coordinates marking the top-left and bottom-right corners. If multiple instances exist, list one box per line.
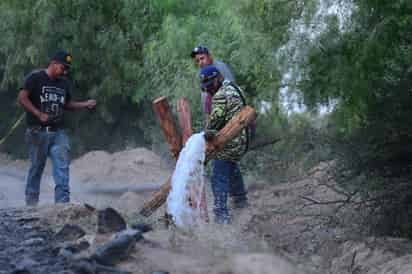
left=71, top=148, right=171, bottom=186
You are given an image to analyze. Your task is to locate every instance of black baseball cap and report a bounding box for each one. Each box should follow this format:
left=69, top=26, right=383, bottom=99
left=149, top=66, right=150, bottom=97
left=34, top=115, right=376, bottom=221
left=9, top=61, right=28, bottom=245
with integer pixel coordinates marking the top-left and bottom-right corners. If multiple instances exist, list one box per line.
left=51, top=50, right=73, bottom=68
left=190, top=45, right=209, bottom=58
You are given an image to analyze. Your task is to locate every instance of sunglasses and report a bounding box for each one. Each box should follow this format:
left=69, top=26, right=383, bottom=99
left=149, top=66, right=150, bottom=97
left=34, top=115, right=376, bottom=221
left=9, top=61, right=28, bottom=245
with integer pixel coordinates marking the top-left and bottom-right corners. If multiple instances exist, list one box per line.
left=201, top=79, right=216, bottom=91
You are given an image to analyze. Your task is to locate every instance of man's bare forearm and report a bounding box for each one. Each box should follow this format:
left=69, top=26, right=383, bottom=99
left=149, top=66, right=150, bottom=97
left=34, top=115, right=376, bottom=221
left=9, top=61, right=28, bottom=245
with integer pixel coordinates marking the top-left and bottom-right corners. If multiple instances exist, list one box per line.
left=18, top=90, right=41, bottom=118
left=65, top=101, right=86, bottom=110
left=65, top=99, right=96, bottom=111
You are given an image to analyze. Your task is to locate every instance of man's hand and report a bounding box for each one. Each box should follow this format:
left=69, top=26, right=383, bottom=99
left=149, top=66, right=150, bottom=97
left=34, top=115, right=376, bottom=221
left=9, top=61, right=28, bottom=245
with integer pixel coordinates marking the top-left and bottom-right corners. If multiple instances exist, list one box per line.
left=37, top=112, right=49, bottom=123
left=85, top=99, right=97, bottom=110
left=204, top=130, right=216, bottom=142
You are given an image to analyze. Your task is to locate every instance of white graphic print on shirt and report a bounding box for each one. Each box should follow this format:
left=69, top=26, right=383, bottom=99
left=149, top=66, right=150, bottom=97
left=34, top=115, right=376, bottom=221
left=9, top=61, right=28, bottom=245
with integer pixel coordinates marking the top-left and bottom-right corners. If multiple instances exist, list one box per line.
left=40, top=86, right=66, bottom=122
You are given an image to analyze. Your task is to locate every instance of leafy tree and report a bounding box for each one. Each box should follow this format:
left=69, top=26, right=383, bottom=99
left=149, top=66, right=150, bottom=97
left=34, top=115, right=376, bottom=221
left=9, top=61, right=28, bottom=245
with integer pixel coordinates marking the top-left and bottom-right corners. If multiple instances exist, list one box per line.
left=298, top=0, right=412, bottom=237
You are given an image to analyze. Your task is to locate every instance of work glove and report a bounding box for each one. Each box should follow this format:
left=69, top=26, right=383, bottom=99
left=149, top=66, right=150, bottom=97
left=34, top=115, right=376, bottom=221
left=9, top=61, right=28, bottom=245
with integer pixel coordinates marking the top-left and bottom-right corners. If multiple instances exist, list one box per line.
left=204, top=130, right=217, bottom=142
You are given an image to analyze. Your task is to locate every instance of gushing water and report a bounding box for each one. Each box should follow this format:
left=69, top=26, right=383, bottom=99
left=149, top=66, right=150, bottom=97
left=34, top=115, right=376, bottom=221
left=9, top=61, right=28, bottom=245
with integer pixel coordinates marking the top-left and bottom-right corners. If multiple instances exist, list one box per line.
left=167, top=133, right=207, bottom=228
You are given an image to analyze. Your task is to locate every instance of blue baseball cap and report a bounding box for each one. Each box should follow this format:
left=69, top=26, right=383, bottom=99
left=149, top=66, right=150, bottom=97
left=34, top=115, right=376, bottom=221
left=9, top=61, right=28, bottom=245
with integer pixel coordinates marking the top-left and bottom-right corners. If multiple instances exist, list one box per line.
left=199, top=65, right=220, bottom=90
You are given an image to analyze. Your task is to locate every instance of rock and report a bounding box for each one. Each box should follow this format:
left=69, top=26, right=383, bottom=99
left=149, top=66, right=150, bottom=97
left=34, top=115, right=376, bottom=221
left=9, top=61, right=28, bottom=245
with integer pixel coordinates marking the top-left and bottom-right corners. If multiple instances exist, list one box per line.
left=131, top=222, right=152, bottom=233
left=11, top=257, right=39, bottom=274
left=22, top=224, right=33, bottom=230
left=55, top=224, right=86, bottom=242
left=56, top=240, right=90, bottom=261
left=92, top=230, right=139, bottom=266
left=65, top=241, right=90, bottom=253
left=58, top=248, right=74, bottom=260
left=71, top=259, right=132, bottom=274
left=10, top=270, right=30, bottom=274
left=22, top=237, right=45, bottom=246
left=97, top=208, right=126, bottom=234
left=84, top=203, right=96, bottom=212
left=16, top=217, right=40, bottom=223
left=70, top=259, right=96, bottom=274
left=95, top=264, right=132, bottom=274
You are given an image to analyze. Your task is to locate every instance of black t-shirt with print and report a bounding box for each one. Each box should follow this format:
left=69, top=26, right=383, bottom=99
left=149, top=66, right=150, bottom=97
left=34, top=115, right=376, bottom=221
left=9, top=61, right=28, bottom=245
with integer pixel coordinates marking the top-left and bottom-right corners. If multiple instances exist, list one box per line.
left=23, top=70, right=72, bottom=127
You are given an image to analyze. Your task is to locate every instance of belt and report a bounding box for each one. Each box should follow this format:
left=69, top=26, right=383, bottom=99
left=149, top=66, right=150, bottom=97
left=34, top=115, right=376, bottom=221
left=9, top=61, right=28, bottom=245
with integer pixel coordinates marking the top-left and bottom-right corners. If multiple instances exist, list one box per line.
left=30, top=125, right=61, bottom=132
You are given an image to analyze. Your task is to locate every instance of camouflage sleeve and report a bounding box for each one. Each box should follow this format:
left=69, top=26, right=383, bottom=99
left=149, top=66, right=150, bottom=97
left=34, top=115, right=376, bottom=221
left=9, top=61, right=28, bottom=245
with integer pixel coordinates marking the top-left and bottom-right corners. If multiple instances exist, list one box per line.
left=206, top=91, right=227, bottom=131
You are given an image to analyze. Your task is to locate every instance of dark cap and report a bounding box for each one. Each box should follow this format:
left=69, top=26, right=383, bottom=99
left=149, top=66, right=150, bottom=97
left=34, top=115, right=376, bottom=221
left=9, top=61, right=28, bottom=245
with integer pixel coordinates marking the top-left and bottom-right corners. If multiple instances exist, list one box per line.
left=190, top=45, right=209, bottom=58
left=51, top=50, right=73, bottom=68
left=199, top=65, right=220, bottom=90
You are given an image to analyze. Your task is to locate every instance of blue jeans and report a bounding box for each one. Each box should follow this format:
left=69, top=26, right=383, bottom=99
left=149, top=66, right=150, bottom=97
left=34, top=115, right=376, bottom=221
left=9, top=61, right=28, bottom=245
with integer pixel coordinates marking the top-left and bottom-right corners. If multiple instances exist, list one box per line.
left=211, top=160, right=248, bottom=223
left=25, top=128, right=70, bottom=205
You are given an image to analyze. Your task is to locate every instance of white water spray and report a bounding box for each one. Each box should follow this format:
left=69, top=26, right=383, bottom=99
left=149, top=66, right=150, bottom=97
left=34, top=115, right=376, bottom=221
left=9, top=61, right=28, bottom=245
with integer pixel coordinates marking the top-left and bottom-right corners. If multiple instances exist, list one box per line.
left=167, top=133, right=207, bottom=228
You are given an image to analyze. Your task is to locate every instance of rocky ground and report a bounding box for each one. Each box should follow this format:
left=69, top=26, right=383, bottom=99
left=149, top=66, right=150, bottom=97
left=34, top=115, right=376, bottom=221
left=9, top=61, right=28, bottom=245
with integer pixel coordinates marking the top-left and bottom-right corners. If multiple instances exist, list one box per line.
left=1, top=150, right=412, bottom=274
left=0, top=207, right=70, bottom=274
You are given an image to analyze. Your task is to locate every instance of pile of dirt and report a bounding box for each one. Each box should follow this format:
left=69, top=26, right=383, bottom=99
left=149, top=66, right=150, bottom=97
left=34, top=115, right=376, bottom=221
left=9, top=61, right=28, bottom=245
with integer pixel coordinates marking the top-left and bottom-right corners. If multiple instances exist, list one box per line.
left=70, top=148, right=171, bottom=186
left=4, top=150, right=412, bottom=273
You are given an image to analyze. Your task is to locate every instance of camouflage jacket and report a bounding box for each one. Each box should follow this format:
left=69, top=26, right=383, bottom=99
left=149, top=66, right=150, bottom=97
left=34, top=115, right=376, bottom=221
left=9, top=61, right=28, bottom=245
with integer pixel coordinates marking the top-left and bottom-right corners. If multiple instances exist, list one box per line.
left=206, top=81, right=248, bottom=162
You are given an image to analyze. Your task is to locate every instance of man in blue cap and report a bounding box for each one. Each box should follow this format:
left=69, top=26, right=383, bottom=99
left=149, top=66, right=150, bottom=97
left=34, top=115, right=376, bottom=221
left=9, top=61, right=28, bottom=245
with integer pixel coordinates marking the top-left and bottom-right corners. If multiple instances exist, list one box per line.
left=18, top=50, right=97, bottom=206
left=200, top=65, right=249, bottom=224
left=190, top=45, right=235, bottom=121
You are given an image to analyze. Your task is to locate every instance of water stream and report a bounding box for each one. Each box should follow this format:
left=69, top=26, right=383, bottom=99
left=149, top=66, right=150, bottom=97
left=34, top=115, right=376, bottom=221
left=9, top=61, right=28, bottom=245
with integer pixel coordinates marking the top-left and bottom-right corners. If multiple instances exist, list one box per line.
left=167, top=133, right=207, bottom=228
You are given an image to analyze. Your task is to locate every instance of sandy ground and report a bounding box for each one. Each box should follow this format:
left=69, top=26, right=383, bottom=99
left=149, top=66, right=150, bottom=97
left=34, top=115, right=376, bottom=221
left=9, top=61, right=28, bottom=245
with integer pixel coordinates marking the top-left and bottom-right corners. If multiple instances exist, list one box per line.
left=2, top=151, right=412, bottom=274
left=0, top=149, right=311, bottom=273
left=0, top=148, right=170, bottom=209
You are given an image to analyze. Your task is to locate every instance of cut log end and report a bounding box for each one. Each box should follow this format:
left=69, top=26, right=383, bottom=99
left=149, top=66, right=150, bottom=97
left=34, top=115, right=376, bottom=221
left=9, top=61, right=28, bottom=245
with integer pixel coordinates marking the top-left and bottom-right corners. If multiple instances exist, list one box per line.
left=153, top=96, right=167, bottom=104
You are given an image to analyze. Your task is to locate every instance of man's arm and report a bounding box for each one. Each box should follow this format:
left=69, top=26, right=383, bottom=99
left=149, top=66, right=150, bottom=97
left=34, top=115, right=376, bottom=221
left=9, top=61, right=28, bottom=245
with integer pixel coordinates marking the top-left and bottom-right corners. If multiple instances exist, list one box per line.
left=206, top=92, right=227, bottom=131
left=64, top=99, right=96, bottom=111
left=18, top=89, right=48, bottom=123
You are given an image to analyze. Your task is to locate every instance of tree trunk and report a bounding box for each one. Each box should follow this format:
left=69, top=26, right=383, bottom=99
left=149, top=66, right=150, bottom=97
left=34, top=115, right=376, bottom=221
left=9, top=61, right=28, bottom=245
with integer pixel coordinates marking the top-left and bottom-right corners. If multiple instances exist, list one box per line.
left=140, top=105, right=257, bottom=217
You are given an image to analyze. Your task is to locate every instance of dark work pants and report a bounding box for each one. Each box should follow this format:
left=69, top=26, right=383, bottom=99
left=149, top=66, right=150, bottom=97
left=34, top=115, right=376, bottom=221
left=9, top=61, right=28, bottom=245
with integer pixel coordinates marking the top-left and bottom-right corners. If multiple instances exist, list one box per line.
left=211, top=159, right=248, bottom=223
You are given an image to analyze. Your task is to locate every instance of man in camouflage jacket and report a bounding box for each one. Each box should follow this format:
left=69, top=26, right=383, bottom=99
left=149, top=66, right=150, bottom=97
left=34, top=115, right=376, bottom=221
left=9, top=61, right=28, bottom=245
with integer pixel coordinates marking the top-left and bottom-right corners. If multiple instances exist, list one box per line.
left=199, top=65, right=249, bottom=224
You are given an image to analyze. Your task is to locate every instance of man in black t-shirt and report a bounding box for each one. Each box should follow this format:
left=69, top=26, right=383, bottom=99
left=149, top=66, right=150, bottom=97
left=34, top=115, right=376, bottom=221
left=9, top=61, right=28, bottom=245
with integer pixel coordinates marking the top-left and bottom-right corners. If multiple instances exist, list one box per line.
left=18, top=50, right=96, bottom=205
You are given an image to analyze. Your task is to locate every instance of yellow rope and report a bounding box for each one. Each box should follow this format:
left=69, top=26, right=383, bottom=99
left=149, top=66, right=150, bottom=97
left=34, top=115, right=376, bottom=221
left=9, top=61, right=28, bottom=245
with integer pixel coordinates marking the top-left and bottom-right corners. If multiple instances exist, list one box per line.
left=0, top=113, right=24, bottom=146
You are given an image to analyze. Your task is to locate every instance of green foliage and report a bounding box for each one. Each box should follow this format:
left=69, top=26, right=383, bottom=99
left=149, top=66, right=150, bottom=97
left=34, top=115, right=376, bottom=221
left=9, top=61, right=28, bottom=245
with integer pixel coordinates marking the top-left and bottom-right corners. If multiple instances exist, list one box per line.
left=297, top=0, right=412, bottom=238
left=242, top=112, right=332, bottom=182
left=4, top=0, right=412, bottom=238
left=301, top=0, right=412, bottom=131
left=0, top=0, right=302, bottom=156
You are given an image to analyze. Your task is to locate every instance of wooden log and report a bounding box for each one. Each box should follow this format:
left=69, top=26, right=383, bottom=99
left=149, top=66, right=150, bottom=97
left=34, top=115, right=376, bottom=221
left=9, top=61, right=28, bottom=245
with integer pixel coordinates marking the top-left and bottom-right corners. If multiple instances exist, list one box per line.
left=139, top=97, right=193, bottom=217
left=153, top=96, right=182, bottom=160
left=139, top=176, right=172, bottom=217
left=140, top=106, right=257, bottom=217
left=176, top=98, right=193, bottom=145
left=205, top=106, right=257, bottom=161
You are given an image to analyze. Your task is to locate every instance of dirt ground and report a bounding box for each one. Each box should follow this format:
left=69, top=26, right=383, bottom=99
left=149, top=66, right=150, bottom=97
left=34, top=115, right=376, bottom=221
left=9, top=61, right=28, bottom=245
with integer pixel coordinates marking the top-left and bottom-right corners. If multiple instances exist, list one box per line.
left=1, top=150, right=412, bottom=274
